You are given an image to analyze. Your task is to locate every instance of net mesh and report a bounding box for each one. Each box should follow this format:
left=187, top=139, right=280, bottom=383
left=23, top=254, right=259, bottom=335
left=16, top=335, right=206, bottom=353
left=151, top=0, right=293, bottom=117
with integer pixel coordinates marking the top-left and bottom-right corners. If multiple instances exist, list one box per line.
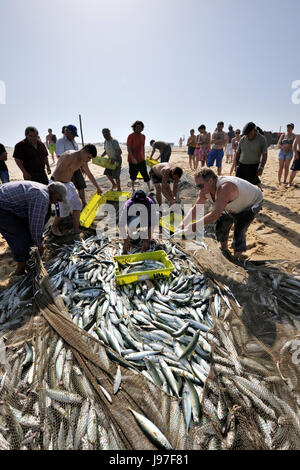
left=0, top=235, right=300, bottom=450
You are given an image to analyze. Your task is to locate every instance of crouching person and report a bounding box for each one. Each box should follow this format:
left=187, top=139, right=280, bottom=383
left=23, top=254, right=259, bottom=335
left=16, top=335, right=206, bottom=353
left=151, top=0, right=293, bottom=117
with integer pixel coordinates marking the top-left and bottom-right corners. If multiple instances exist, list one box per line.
left=181, top=169, right=263, bottom=259
left=119, top=190, right=159, bottom=254
left=0, top=181, right=66, bottom=275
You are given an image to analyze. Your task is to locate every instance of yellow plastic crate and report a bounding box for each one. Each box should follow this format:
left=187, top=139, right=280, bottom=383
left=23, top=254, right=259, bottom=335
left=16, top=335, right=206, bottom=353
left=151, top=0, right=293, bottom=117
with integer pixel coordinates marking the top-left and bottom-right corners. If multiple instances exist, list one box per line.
left=146, top=158, right=159, bottom=167
left=80, top=191, right=130, bottom=228
left=92, top=156, right=118, bottom=170
left=80, top=193, right=106, bottom=228
left=159, top=212, right=184, bottom=233
left=114, top=250, right=174, bottom=285
left=104, top=190, right=130, bottom=202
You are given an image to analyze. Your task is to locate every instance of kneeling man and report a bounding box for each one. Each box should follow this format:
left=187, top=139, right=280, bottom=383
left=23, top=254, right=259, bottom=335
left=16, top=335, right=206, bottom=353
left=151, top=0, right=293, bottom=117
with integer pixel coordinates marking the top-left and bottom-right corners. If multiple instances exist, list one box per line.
left=0, top=181, right=66, bottom=275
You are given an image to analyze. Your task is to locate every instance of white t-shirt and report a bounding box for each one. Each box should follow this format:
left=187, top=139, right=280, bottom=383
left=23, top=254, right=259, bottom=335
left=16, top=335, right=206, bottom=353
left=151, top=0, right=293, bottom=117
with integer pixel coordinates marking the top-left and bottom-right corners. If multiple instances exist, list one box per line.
left=56, top=135, right=78, bottom=157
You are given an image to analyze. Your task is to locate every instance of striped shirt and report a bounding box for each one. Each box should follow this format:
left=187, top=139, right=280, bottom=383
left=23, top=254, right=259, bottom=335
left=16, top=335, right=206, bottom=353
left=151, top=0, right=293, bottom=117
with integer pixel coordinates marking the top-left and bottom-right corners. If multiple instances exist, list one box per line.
left=0, top=181, right=50, bottom=246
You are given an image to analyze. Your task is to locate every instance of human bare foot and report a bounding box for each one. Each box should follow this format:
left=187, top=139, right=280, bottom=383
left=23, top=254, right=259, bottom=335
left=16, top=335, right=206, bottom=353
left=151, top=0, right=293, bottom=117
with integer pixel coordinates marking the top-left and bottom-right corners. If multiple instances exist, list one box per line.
left=51, top=225, right=63, bottom=236
left=234, top=252, right=248, bottom=260
left=14, top=262, right=26, bottom=276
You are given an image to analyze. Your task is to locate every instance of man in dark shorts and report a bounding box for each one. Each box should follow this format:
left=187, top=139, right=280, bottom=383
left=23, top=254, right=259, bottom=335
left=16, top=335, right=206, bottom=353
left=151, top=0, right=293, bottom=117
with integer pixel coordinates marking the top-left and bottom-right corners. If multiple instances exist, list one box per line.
left=234, top=122, right=268, bottom=187
left=13, top=126, right=51, bottom=185
left=149, top=162, right=183, bottom=205
left=149, top=140, right=172, bottom=163
left=101, top=128, right=122, bottom=191
left=0, top=143, right=10, bottom=184
left=55, top=124, right=87, bottom=207
left=127, top=121, right=151, bottom=193
left=288, top=133, right=300, bottom=187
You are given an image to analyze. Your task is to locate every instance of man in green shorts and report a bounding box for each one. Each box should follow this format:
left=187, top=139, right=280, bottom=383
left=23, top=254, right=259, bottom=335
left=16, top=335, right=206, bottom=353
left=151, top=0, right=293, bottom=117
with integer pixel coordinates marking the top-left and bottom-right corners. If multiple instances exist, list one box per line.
left=46, top=129, right=57, bottom=164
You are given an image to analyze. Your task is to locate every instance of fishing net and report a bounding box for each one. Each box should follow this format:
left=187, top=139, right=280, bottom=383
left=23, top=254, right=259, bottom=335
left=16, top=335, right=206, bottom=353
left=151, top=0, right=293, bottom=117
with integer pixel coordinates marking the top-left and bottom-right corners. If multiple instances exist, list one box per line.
left=178, top=239, right=300, bottom=450
left=0, top=232, right=300, bottom=450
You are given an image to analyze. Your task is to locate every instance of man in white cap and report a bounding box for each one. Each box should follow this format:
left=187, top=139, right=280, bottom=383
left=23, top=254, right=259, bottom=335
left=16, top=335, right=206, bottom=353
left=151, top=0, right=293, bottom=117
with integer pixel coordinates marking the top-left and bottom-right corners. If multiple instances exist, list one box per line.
left=0, top=181, right=66, bottom=275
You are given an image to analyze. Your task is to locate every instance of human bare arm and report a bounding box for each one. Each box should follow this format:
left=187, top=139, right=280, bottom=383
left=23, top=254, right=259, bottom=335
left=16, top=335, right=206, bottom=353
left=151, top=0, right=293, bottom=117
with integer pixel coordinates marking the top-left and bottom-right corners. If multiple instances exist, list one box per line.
left=180, top=191, right=207, bottom=228
left=127, top=146, right=137, bottom=164
left=207, top=132, right=211, bottom=148
left=277, top=133, right=284, bottom=149
left=293, top=135, right=299, bottom=159
left=82, top=163, right=103, bottom=194
left=44, top=154, right=51, bottom=174
left=172, top=176, right=180, bottom=200
left=161, top=171, right=175, bottom=205
left=15, top=159, right=31, bottom=180
left=188, top=183, right=234, bottom=231
left=0, top=151, right=7, bottom=161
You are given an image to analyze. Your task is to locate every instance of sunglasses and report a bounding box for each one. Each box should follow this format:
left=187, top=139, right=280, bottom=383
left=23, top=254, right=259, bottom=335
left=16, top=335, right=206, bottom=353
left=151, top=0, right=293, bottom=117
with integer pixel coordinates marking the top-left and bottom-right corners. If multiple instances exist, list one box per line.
left=196, top=184, right=205, bottom=189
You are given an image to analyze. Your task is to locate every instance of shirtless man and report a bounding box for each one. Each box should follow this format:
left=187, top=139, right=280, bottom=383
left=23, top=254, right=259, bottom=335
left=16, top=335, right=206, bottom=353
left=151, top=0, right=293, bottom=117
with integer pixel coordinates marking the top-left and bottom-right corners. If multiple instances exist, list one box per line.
left=149, top=162, right=183, bottom=206
left=46, top=129, right=57, bottom=164
left=51, top=144, right=102, bottom=236
left=288, top=133, right=300, bottom=187
left=207, top=122, right=228, bottom=176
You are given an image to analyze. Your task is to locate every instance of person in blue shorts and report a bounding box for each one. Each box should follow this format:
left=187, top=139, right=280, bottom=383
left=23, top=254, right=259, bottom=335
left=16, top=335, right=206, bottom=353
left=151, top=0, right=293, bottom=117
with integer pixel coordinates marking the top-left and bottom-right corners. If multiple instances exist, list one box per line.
left=277, top=123, right=295, bottom=185
left=207, top=122, right=228, bottom=176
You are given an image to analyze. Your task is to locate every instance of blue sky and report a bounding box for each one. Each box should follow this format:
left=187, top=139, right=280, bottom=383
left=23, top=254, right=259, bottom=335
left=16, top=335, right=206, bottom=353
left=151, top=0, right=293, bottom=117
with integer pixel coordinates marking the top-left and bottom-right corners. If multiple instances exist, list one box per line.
left=1, top=0, right=300, bottom=146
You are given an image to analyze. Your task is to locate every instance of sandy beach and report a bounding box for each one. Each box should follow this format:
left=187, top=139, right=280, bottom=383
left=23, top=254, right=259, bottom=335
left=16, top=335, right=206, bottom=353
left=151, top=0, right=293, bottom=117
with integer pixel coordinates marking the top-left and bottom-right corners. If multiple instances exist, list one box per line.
left=0, top=145, right=299, bottom=286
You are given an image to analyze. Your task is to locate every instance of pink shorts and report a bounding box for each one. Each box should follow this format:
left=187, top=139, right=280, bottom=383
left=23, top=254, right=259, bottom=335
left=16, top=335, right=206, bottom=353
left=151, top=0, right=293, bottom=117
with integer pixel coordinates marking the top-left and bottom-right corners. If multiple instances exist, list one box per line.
left=194, top=146, right=210, bottom=162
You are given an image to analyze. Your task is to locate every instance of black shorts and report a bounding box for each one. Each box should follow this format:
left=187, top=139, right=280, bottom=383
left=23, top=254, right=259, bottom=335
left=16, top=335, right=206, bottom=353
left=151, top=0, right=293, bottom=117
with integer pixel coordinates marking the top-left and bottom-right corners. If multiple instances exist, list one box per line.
left=291, top=152, right=300, bottom=171
left=30, top=171, right=49, bottom=186
left=149, top=168, right=162, bottom=184
left=187, top=146, right=195, bottom=156
left=72, top=169, right=86, bottom=190
left=149, top=168, right=173, bottom=185
left=161, top=145, right=172, bottom=163
left=236, top=163, right=260, bottom=186
left=129, top=161, right=150, bottom=182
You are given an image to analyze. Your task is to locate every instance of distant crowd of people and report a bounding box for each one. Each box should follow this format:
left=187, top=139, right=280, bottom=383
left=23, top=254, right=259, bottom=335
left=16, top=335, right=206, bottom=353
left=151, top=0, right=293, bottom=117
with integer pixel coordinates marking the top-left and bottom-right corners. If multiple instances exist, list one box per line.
left=185, top=121, right=300, bottom=188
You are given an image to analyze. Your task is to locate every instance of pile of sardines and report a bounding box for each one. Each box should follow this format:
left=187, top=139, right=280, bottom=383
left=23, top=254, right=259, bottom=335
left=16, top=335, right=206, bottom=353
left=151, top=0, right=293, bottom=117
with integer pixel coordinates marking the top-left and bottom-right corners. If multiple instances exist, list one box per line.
left=47, top=236, right=214, bottom=424
left=2, top=236, right=299, bottom=449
